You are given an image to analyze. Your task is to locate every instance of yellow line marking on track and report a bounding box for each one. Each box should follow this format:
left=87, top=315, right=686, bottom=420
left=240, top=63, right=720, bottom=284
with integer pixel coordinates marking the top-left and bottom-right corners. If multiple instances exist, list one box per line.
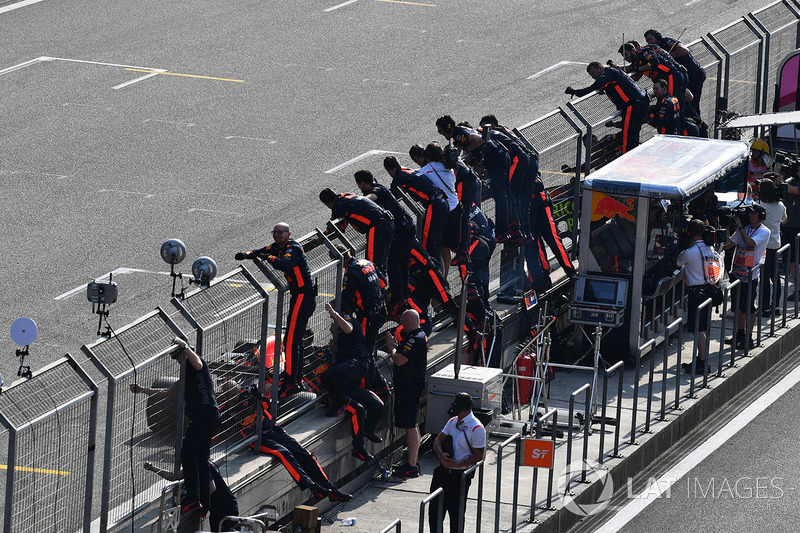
left=376, top=0, right=436, bottom=5
left=0, top=464, right=70, bottom=476
left=124, top=68, right=244, bottom=83
left=541, top=170, right=574, bottom=176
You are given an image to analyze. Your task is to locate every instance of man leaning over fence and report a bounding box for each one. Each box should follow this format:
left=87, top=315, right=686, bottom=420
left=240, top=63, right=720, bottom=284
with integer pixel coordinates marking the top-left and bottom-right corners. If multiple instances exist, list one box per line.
left=170, top=337, right=220, bottom=519
left=235, top=222, right=316, bottom=399
left=565, top=62, right=649, bottom=155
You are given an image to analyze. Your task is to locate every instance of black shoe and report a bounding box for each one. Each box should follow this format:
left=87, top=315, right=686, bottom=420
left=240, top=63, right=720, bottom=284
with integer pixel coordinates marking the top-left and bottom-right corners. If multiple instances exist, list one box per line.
left=363, top=431, right=383, bottom=444
left=329, top=489, right=353, bottom=502
left=748, top=338, right=756, bottom=350
left=393, top=463, right=420, bottom=478
left=352, top=446, right=373, bottom=462
left=309, top=483, right=330, bottom=500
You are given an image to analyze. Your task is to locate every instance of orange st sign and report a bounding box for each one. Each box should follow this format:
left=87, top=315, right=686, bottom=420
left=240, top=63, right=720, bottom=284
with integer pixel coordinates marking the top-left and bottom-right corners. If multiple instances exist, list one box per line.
left=522, top=438, right=555, bottom=468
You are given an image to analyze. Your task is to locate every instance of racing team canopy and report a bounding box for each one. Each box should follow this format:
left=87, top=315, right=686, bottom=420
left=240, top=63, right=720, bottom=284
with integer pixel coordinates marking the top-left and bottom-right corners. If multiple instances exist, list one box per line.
left=719, top=110, right=800, bottom=128
left=583, top=135, right=750, bottom=200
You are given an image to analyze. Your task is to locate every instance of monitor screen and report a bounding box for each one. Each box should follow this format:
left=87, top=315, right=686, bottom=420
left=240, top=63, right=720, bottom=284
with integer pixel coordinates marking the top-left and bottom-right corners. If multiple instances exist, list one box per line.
left=584, top=279, right=618, bottom=306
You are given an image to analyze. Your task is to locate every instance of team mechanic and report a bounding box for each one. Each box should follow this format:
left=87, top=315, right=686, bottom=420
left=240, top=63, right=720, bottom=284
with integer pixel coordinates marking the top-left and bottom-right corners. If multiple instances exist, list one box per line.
left=385, top=309, right=428, bottom=479
left=235, top=222, right=315, bottom=398
left=320, top=187, right=395, bottom=277
left=436, top=115, right=517, bottom=245
left=617, top=41, right=688, bottom=132
left=384, top=154, right=449, bottom=269
left=354, top=169, right=417, bottom=315
left=565, top=62, right=649, bottom=155
left=322, top=302, right=383, bottom=462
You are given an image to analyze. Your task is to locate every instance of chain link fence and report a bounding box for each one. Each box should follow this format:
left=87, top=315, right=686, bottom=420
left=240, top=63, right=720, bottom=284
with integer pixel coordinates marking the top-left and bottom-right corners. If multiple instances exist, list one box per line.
left=171, top=265, right=270, bottom=458
left=81, top=309, right=186, bottom=532
left=750, top=0, right=800, bottom=115
left=708, top=17, right=764, bottom=132
left=0, top=356, right=97, bottom=533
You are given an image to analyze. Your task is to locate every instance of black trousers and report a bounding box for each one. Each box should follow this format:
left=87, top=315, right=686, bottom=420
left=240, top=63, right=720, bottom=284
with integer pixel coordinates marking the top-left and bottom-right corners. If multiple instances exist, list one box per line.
left=429, top=465, right=473, bottom=533
left=286, top=291, right=316, bottom=384
left=181, top=407, right=220, bottom=507
left=259, top=424, right=335, bottom=491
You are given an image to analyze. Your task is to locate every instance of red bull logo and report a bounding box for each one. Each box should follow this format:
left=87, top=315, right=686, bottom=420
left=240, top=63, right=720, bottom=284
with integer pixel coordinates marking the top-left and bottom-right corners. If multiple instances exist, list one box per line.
left=591, top=193, right=636, bottom=222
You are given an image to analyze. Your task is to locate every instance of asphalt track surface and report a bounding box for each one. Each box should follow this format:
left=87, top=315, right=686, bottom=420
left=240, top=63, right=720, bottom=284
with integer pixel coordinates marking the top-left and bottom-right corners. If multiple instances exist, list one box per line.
left=0, top=0, right=771, bottom=401
left=570, top=346, right=800, bottom=533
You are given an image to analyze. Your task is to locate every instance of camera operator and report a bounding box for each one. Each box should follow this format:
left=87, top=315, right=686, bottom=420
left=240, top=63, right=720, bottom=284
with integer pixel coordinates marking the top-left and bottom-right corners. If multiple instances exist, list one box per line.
left=677, top=219, right=719, bottom=374
left=757, top=177, right=787, bottom=315
left=724, top=204, right=770, bottom=349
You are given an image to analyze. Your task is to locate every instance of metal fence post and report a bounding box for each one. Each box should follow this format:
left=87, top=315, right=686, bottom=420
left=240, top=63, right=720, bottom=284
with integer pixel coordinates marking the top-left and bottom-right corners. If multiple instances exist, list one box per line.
left=495, top=434, right=521, bottom=533
left=688, top=299, right=710, bottom=398
left=566, top=383, right=591, bottom=490
left=662, top=318, right=683, bottom=419
left=380, top=518, right=402, bottom=533
left=533, top=409, right=558, bottom=523
left=631, top=340, right=654, bottom=444
left=460, top=461, right=484, bottom=533
left=420, top=488, right=444, bottom=533
left=599, top=361, right=624, bottom=463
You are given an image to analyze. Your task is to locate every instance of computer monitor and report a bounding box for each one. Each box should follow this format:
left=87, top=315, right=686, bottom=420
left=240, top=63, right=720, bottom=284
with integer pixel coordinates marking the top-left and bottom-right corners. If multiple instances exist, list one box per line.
left=574, top=276, right=628, bottom=308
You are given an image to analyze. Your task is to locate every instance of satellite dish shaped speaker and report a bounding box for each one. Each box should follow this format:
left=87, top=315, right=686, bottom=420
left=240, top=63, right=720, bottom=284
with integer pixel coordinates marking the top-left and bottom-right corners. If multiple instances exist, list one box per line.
left=160, top=239, right=187, bottom=265
left=11, top=317, right=38, bottom=346
left=191, top=257, right=218, bottom=285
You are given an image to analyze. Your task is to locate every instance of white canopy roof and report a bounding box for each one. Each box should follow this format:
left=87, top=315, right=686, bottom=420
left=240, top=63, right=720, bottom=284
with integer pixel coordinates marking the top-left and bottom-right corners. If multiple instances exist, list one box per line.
left=583, top=136, right=749, bottom=199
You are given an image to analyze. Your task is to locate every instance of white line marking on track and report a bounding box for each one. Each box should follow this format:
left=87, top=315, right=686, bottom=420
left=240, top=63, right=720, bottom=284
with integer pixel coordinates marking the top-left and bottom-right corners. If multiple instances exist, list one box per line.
left=143, top=118, right=196, bottom=127
left=362, top=78, right=411, bottom=86
left=15, top=170, right=68, bottom=179
left=527, top=61, right=587, bottom=80
left=284, top=63, right=334, bottom=72
left=324, top=0, right=358, bottom=10
left=187, top=208, right=244, bottom=216
left=0, top=0, right=47, bottom=14
left=684, top=0, right=703, bottom=5
left=62, top=102, right=114, bottom=110
left=596, top=360, right=800, bottom=532
left=54, top=268, right=170, bottom=300
left=325, top=150, right=402, bottom=174
left=225, top=136, right=277, bottom=143
left=112, top=71, right=163, bottom=90
left=47, top=56, right=161, bottom=71
left=0, top=56, right=49, bottom=75
left=97, top=189, right=155, bottom=199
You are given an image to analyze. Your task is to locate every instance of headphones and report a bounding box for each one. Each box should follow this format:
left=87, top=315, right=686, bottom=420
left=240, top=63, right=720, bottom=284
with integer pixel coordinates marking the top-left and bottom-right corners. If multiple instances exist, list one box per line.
left=447, top=392, right=474, bottom=416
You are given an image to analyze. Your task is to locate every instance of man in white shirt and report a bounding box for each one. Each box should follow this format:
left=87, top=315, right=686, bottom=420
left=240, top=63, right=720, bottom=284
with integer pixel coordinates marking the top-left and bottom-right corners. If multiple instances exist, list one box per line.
left=677, top=219, right=719, bottom=373
left=420, top=142, right=463, bottom=277
left=430, top=392, right=485, bottom=533
left=724, top=204, right=770, bottom=349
